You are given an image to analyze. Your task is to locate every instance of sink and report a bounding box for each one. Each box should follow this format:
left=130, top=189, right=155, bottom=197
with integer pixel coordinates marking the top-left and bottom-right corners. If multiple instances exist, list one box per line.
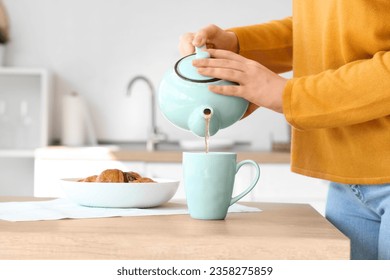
left=98, top=140, right=251, bottom=152
left=98, top=141, right=181, bottom=151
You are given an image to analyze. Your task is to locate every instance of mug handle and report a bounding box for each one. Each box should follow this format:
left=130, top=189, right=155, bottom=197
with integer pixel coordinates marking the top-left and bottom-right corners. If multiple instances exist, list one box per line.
left=230, top=160, right=260, bottom=205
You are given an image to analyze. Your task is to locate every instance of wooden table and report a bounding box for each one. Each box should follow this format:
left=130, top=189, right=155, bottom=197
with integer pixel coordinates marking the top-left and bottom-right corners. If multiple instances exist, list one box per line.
left=0, top=197, right=349, bottom=260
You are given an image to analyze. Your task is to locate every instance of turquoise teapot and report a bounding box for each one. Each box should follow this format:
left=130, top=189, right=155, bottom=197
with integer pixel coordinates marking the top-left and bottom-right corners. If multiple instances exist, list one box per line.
left=158, top=47, right=249, bottom=137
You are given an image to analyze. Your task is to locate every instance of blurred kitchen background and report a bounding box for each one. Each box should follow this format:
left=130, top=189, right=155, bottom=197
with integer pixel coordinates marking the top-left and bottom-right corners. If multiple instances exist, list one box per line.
left=0, top=0, right=328, bottom=214
left=2, top=0, right=291, bottom=147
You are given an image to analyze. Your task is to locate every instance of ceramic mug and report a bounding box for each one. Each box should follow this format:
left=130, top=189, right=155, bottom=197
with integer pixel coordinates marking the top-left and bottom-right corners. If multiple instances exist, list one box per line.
left=183, top=152, right=260, bottom=220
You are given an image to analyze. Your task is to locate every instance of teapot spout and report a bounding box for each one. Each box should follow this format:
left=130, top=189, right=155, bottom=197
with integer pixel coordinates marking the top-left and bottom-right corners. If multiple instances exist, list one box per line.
left=188, top=106, right=220, bottom=137
left=203, top=108, right=212, bottom=117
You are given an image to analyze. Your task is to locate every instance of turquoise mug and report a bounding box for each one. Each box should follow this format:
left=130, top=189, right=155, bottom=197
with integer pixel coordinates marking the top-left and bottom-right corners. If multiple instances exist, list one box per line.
left=183, top=152, right=260, bottom=220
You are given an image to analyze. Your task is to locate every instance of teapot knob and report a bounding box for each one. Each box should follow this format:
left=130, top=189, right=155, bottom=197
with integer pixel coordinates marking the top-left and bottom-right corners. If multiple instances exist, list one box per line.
left=195, top=46, right=210, bottom=59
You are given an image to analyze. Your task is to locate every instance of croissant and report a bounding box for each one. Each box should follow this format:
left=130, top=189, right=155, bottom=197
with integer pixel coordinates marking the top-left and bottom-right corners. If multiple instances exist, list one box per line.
left=78, top=169, right=155, bottom=183
left=96, top=169, right=125, bottom=183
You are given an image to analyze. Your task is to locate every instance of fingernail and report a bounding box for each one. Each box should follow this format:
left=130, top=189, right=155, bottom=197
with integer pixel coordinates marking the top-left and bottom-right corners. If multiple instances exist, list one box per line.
left=192, top=36, right=202, bottom=46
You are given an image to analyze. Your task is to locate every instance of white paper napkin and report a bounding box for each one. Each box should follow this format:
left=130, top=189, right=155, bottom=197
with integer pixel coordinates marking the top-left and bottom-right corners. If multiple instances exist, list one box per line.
left=0, top=198, right=261, bottom=222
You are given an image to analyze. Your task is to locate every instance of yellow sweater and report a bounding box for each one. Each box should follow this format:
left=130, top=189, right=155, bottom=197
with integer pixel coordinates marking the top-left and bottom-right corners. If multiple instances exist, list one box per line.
left=230, top=0, right=390, bottom=184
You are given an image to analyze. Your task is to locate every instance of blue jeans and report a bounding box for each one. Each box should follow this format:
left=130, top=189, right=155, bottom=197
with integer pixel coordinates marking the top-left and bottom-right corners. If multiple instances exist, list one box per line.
left=325, top=182, right=390, bottom=260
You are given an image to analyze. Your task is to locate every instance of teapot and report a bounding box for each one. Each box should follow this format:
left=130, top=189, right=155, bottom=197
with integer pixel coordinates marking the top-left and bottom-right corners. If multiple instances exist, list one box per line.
left=158, top=47, right=248, bottom=137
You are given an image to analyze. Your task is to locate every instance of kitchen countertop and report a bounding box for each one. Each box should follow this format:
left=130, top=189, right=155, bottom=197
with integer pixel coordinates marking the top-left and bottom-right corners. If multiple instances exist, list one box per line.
left=0, top=197, right=349, bottom=260
left=35, top=143, right=291, bottom=163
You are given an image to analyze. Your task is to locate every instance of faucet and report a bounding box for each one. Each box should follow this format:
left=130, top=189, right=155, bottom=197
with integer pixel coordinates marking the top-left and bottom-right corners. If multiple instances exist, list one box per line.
left=126, top=75, right=166, bottom=151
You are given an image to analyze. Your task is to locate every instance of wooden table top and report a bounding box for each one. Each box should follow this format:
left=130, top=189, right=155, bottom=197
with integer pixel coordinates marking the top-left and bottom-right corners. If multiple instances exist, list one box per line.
left=0, top=197, right=349, bottom=260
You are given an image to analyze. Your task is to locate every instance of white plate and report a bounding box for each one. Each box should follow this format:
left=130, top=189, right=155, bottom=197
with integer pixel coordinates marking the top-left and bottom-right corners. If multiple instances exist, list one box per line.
left=60, top=178, right=179, bottom=208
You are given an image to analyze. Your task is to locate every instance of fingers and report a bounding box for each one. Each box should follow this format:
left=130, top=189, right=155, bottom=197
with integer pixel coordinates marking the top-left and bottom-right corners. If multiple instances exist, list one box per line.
left=196, top=57, right=244, bottom=72
left=179, top=33, right=195, bottom=56
left=208, top=84, right=241, bottom=97
left=179, top=25, right=229, bottom=56
left=195, top=49, right=247, bottom=63
left=208, top=84, right=260, bottom=119
left=199, top=66, right=245, bottom=84
left=193, top=50, right=249, bottom=84
left=192, top=50, right=247, bottom=74
left=192, top=24, right=221, bottom=47
left=192, top=32, right=207, bottom=48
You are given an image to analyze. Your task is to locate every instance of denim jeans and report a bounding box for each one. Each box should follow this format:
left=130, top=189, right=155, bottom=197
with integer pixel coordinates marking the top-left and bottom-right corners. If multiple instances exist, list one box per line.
left=325, top=182, right=390, bottom=260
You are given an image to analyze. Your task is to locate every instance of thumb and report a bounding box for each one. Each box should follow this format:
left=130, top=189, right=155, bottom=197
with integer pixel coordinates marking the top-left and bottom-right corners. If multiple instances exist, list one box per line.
left=192, top=33, right=207, bottom=47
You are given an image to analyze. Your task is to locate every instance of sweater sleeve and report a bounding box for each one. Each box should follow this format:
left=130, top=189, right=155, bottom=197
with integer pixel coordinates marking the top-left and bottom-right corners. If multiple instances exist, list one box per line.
left=228, top=17, right=293, bottom=74
left=283, top=51, right=390, bottom=130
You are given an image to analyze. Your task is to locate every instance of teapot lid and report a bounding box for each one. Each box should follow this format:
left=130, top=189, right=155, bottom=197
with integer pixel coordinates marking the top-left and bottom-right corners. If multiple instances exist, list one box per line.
left=174, top=47, right=219, bottom=83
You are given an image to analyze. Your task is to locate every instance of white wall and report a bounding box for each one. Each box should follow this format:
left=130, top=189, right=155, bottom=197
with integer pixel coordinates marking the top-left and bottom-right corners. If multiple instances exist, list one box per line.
left=2, top=0, right=292, bottom=149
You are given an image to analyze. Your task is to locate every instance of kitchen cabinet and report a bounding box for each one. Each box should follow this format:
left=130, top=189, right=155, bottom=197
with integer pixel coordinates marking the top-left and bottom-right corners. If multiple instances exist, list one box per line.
left=144, top=162, right=254, bottom=201
left=34, top=146, right=328, bottom=215
left=0, top=156, right=34, bottom=196
left=253, top=164, right=329, bottom=215
left=145, top=162, right=328, bottom=215
left=34, top=147, right=270, bottom=201
left=144, top=162, right=185, bottom=199
left=34, top=159, right=183, bottom=199
left=0, top=68, right=51, bottom=196
left=34, top=158, right=145, bottom=197
left=34, top=159, right=253, bottom=201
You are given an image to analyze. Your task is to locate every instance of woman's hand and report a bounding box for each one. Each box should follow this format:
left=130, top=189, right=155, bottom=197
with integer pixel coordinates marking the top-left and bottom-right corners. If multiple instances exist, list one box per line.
left=193, top=49, right=287, bottom=115
left=179, top=24, right=239, bottom=56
